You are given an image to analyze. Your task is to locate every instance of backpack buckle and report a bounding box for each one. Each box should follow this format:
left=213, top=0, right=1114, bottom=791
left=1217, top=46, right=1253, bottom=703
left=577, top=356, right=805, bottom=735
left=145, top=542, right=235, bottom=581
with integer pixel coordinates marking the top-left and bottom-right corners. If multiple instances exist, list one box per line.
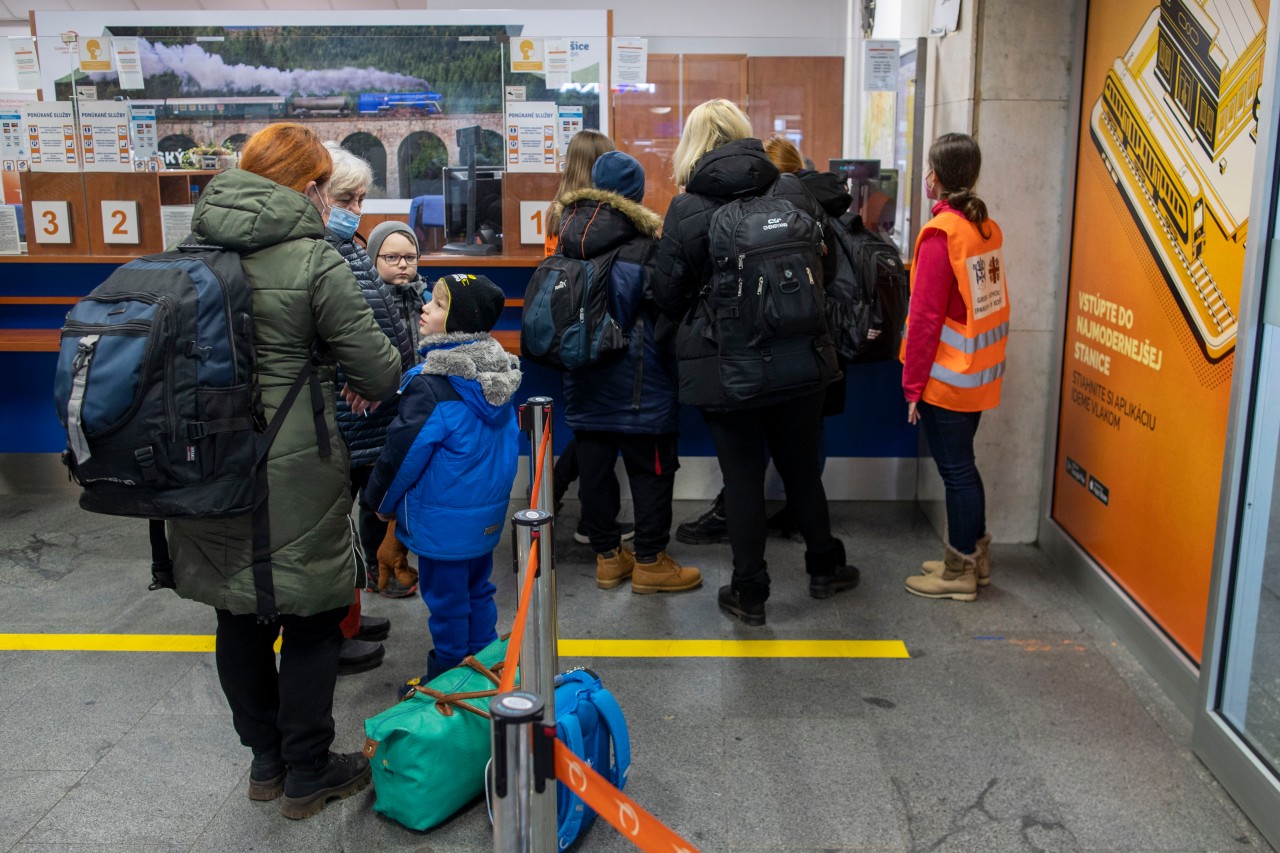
left=186, top=341, right=212, bottom=361
left=134, top=446, right=155, bottom=468
left=187, top=422, right=208, bottom=439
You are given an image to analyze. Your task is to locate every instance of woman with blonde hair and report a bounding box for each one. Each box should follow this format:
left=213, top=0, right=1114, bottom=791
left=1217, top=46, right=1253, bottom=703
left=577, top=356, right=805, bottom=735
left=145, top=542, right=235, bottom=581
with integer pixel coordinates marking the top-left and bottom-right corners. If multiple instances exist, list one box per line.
left=651, top=99, right=858, bottom=627
left=167, top=123, right=402, bottom=819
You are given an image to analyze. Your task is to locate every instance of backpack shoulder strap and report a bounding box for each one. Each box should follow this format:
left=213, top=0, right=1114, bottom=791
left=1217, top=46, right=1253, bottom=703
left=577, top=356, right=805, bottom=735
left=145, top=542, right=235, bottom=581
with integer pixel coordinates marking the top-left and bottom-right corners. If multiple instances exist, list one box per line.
left=557, top=704, right=587, bottom=847
left=587, top=685, right=630, bottom=788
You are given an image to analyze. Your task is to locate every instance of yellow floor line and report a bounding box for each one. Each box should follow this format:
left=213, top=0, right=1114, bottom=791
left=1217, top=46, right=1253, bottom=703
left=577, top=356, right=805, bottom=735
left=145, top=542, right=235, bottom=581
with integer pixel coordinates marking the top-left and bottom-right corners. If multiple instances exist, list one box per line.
left=558, top=639, right=909, bottom=658
left=0, top=634, right=908, bottom=658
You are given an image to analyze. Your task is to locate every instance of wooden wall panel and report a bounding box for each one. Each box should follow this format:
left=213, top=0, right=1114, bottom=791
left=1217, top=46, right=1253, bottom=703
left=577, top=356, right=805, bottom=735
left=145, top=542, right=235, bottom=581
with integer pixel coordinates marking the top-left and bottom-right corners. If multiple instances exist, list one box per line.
left=747, top=56, right=845, bottom=175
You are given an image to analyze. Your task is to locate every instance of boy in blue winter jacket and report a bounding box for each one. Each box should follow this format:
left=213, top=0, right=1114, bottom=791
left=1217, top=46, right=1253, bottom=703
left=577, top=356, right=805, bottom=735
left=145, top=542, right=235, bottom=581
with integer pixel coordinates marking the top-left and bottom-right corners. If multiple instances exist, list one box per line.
left=364, top=273, right=522, bottom=690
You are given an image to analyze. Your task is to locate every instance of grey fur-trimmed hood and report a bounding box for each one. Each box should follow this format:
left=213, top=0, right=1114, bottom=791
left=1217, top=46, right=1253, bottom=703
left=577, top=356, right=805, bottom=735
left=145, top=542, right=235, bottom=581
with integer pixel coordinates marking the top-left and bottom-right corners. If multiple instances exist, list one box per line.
left=554, top=187, right=662, bottom=239
left=417, top=331, right=522, bottom=409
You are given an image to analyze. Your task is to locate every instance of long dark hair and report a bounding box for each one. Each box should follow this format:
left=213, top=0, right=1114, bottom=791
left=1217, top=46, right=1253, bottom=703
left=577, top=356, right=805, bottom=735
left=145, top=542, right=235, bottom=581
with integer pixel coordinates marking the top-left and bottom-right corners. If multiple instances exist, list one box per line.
left=929, top=132, right=989, bottom=238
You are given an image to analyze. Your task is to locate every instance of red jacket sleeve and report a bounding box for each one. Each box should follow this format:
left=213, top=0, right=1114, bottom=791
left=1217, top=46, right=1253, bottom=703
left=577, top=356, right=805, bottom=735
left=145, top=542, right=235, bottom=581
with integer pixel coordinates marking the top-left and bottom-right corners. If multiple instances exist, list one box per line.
left=902, top=228, right=953, bottom=403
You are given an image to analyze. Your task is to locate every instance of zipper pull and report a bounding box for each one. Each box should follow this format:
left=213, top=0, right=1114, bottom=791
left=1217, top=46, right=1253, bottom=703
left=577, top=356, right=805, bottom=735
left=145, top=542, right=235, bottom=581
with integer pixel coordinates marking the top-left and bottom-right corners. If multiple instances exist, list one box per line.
left=757, top=275, right=764, bottom=296
left=807, top=267, right=815, bottom=285
left=738, top=254, right=745, bottom=271
left=737, top=277, right=743, bottom=298
left=579, top=307, right=585, bottom=322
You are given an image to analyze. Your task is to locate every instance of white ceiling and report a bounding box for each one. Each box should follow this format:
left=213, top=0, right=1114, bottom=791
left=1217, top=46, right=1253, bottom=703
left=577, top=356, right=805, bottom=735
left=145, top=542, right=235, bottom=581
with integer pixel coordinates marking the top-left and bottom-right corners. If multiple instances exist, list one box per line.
left=1, top=0, right=425, bottom=22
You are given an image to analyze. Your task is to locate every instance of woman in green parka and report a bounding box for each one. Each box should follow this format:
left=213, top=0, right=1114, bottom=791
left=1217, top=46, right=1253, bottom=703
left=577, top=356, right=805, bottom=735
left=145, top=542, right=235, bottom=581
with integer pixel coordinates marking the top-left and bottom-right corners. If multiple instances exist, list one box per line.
left=166, top=123, right=401, bottom=820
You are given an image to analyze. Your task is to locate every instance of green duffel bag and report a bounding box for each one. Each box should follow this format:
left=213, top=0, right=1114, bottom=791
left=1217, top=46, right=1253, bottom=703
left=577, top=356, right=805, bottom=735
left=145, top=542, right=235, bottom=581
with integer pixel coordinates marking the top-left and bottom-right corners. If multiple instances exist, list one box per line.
left=362, top=638, right=510, bottom=831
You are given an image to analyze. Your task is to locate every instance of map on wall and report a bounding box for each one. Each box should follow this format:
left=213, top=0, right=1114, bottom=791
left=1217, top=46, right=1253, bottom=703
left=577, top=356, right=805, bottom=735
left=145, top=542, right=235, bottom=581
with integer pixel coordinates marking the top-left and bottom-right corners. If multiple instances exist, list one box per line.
left=1053, top=0, right=1267, bottom=663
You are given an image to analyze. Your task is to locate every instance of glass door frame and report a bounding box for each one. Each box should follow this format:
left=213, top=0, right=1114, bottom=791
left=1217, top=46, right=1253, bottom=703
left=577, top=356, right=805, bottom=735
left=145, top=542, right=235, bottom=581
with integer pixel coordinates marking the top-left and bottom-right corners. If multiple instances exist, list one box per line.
left=1193, top=5, right=1280, bottom=847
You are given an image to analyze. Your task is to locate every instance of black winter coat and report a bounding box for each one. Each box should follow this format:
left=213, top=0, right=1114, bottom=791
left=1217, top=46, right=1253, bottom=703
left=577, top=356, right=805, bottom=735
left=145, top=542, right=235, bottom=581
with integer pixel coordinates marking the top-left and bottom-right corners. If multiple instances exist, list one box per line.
left=650, top=138, right=838, bottom=410
left=327, top=232, right=417, bottom=468
left=557, top=188, right=679, bottom=435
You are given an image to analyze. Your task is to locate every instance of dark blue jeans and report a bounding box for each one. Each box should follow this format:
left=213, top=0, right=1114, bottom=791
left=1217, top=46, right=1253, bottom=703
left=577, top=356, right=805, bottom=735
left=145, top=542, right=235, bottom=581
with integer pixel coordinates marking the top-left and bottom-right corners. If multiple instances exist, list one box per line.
left=917, top=400, right=985, bottom=554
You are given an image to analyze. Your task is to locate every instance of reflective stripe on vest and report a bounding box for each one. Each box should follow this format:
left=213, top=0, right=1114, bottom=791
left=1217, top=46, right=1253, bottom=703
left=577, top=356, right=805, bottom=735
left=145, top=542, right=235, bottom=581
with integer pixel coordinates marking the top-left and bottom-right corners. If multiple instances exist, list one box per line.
left=930, top=358, right=1005, bottom=388
left=939, top=320, right=1008, bottom=355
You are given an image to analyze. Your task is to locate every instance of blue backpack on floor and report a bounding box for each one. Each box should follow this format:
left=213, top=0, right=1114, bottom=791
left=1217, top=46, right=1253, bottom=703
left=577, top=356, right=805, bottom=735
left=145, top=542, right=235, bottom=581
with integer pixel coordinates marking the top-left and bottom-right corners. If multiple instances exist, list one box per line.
left=555, top=668, right=630, bottom=849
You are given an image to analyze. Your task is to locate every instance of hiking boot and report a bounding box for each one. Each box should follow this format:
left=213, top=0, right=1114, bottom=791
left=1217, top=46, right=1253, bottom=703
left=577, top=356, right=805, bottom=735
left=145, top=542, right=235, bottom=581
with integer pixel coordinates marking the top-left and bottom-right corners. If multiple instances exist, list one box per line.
left=718, top=584, right=767, bottom=626
left=766, top=505, right=800, bottom=539
left=280, top=752, right=371, bottom=820
left=248, top=747, right=285, bottom=802
left=596, top=547, right=636, bottom=590
left=380, top=575, right=417, bottom=599
left=921, top=532, right=992, bottom=586
left=574, top=519, right=636, bottom=545
left=338, top=638, right=385, bottom=675
left=906, top=544, right=978, bottom=601
left=806, top=540, right=860, bottom=600
left=631, top=552, right=702, bottom=595
left=355, top=615, right=390, bottom=643
left=675, top=492, right=728, bottom=545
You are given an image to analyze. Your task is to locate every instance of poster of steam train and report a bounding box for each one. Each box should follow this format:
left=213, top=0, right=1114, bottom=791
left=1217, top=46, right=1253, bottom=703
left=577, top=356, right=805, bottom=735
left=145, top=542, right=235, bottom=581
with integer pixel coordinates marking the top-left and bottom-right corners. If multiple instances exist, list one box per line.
left=1089, top=0, right=1264, bottom=361
left=44, top=19, right=603, bottom=196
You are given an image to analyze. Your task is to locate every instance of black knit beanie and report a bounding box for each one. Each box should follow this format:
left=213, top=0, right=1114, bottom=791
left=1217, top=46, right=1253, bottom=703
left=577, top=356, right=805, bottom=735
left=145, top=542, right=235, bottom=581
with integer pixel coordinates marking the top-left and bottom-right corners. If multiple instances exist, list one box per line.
left=439, top=273, right=505, bottom=333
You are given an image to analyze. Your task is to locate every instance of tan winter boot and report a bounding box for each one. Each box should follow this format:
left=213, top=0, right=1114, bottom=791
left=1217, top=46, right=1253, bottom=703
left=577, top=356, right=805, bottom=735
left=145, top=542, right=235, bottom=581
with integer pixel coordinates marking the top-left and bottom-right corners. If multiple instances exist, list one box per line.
left=906, top=544, right=978, bottom=601
left=596, top=547, right=636, bottom=589
left=631, top=552, right=703, bottom=595
left=921, top=532, right=992, bottom=586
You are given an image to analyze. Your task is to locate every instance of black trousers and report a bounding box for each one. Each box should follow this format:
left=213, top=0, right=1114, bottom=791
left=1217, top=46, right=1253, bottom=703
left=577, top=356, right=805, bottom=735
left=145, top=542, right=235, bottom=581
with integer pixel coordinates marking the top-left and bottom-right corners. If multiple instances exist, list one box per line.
left=575, top=430, right=679, bottom=561
left=214, top=606, right=345, bottom=767
left=349, top=464, right=386, bottom=588
left=701, top=391, right=835, bottom=594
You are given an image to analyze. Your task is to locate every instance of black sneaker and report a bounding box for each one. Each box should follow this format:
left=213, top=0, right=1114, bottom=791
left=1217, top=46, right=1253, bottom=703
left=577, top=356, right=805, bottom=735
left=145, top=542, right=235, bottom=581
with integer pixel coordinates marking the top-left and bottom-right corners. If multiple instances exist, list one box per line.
left=675, top=493, right=728, bottom=545
left=338, top=638, right=385, bottom=675
left=355, top=615, right=390, bottom=642
left=280, top=752, right=371, bottom=820
left=718, top=584, right=766, bottom=627
left=573, top=519, right=636, bottom=545
left=248, top=748, right=285, bottom=802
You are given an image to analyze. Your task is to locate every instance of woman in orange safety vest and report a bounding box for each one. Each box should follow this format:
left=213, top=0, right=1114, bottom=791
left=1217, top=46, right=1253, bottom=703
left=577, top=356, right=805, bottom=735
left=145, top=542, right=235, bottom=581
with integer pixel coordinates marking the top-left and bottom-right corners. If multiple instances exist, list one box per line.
left=900, top=133, right=1009, bottom=601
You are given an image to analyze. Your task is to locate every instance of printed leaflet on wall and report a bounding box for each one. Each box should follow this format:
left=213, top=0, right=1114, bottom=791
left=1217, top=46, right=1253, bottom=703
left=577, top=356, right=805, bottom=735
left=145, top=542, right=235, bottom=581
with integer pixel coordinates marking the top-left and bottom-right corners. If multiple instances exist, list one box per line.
left=505, top=101, right=557, bottom=173
left=24, top=102, right=79, bottom=172
left=79, top=102, right=132, bottom=172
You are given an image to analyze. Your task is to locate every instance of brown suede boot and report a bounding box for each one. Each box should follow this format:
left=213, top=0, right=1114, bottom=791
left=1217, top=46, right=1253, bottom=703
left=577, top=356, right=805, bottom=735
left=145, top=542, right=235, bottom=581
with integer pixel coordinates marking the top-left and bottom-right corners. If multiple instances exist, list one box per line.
left=906, top=544, right=978, bottom=601
left=631, top=552, right=702, bottom=595
left=921, top=532, right=991, bottom=586
left=596, top=547, right=636, bottom=589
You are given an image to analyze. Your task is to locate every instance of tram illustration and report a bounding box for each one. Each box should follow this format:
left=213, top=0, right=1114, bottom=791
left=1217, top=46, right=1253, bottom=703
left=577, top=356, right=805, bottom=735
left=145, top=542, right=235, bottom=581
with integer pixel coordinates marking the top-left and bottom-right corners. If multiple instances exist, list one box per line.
left=1089, top=0, right=1264, bottom=361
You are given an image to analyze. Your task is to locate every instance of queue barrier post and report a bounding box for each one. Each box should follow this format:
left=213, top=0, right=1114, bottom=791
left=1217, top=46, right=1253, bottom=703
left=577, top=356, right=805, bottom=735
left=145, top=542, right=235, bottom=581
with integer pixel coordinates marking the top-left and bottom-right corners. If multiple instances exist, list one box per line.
left=490, top=691, right=554, bottom=853
left=510, top=504, right=558, bottom=852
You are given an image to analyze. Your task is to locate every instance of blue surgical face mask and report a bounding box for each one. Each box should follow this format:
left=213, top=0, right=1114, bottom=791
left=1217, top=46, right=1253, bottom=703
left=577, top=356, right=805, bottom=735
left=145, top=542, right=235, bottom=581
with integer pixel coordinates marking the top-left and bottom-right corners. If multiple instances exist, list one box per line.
left=327, top=205, right=361, bottom=241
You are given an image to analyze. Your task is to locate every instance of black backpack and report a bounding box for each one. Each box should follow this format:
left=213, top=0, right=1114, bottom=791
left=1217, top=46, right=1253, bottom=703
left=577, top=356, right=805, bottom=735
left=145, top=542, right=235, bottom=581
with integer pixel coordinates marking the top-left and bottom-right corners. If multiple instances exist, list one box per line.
left=520, top=250, right=628, bottom=372
left=825, top=214, right=909, bottom=363
left=53, top=238, right=326, bottom=620
left=700, top=175, right=838, bottom=405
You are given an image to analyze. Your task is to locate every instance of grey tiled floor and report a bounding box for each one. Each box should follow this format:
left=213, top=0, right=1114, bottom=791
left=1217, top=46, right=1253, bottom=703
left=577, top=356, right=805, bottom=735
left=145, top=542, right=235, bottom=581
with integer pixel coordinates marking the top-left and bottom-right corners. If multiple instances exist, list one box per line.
left=0, top=493, right=1272, bottom=852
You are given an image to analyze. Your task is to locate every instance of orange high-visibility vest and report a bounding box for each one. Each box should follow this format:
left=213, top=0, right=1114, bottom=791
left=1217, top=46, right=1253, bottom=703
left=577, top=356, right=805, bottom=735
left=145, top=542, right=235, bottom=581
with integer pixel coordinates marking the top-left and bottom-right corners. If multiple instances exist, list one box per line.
left=902, top=212, right=1009, bottom=411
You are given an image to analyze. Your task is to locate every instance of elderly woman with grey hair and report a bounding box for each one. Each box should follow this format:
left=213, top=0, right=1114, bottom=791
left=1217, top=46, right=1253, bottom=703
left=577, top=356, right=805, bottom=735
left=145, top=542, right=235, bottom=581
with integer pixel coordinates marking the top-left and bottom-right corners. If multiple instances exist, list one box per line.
left=320, top=141, right=417, bottom=670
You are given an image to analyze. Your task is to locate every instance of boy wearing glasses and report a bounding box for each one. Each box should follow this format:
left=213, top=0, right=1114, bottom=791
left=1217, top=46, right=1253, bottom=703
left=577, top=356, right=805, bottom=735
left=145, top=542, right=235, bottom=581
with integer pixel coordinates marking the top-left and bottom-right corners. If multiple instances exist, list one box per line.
left=364, top=221, right=426, bottom=598
left=368, top=222, right=428, bottom=353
